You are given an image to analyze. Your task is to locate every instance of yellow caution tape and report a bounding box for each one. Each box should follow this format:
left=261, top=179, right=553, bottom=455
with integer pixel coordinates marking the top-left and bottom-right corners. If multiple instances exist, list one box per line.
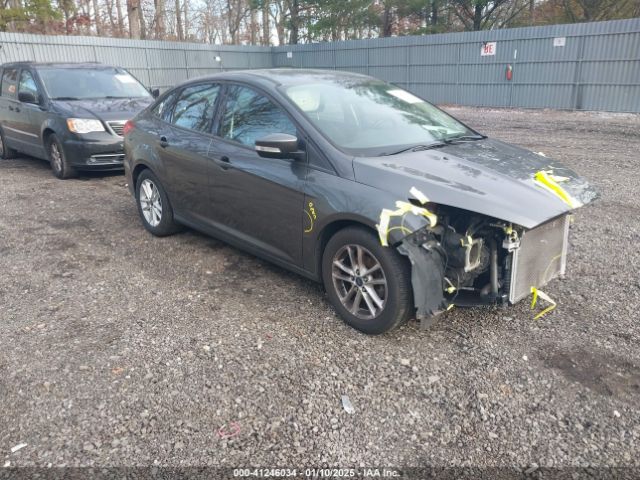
left=376, top=189, right=437, bottom=247
left=530, top=286, right=557, bottom=319
left=446, top=303, right=455, bottom=311
left=533, top=170, right=582, bottom=209
left=410, top=186, right=429, bottom=205
left=444, top=277, right=456, bottom=294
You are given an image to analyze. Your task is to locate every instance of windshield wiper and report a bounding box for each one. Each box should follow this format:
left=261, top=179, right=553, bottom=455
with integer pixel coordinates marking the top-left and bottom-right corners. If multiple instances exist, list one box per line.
left=52, top=96, right=80, bottom=101
left=381, top=141, right=447, bottom=156
left=443, top=134, right=486, bottom=143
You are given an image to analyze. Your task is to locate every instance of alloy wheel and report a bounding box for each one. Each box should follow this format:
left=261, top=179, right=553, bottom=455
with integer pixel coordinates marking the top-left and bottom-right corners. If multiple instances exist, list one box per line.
left=139, top=179, right=163, bottom=227
left=331, top=244, right=387, bottom=320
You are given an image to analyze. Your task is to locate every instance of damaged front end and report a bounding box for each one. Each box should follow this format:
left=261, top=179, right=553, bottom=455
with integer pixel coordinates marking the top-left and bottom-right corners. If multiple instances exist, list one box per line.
left=395, top=205, right=571, bottom=328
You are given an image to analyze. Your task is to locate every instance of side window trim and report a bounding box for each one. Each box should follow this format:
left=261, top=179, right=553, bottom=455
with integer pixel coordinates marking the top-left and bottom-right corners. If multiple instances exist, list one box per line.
left=165, top=81, right=223, bottom=135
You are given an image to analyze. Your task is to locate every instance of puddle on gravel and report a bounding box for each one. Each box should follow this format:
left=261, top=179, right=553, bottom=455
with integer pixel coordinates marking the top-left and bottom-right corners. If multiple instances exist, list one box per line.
left=542, top=346, right=640, bottom=402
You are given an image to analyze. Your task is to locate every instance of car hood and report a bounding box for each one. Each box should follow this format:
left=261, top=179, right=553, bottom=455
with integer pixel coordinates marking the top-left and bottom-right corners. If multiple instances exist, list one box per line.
left=53, top=97, right=153, bottom=122
left=353, top=138, right=598, bottom=229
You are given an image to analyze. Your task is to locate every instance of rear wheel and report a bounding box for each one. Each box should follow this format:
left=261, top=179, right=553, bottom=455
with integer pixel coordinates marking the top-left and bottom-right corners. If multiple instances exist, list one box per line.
left=47, top=134, right=76, bottom=179
left=0, top=127, right=17, bottom=159
left=322, top=226, right=414, bottom=335
left=135, top=169, right=181, bottom=236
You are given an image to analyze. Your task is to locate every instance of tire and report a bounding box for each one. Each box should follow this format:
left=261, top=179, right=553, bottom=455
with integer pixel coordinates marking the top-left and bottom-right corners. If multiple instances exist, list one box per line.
left=135, top=169, right=181, bottom=237
left=0, top=126, right=17, bottom=160
left=47, top=134, right=76, bottom=179
left=322, top=226, right=414, bottom=335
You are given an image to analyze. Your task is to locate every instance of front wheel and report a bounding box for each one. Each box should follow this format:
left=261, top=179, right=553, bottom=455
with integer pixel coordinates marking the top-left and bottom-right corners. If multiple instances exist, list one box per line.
left=135, top=169, right=181, bottom=236
left=322, top=226, right=414, bottom=335
left=47, top=134, right=76, bottom=179
left=0, top=126, right=17, bottom=160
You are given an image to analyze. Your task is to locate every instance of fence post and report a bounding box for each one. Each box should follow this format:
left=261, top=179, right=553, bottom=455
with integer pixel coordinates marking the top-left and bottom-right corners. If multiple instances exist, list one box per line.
left=571, top=35, right=586, bottom=110
left=455, top=42, right=461, bottom=106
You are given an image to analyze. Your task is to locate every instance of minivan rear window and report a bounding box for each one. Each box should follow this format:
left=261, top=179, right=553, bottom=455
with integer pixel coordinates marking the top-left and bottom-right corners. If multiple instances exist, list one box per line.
left=1, top=68, right=18, bottom=99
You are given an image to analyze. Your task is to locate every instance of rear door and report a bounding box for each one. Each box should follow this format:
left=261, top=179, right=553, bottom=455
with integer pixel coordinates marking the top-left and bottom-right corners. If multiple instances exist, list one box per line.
left=207, top=83, right=306, bottom=266
left=157, top=82, right=222, bottom=223
left=0, top=68, right=21, bottom=151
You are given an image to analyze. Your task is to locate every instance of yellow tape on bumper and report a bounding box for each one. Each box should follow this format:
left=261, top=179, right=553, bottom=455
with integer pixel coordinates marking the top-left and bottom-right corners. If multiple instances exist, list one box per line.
left=376, top=188, right=437, bottom=247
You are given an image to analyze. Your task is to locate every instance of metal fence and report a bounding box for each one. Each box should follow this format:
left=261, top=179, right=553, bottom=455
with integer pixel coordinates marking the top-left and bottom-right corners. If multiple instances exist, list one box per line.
left=273, top=18, right=640, bottom=113
left=1, top=18, right=639, bottom=112
left=0, top=32, right=272, bottom=90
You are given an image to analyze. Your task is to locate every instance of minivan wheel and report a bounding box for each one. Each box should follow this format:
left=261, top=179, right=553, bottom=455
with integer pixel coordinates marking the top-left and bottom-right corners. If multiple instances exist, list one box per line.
left=47, top=134, right=76, bottom=179
left=0, top=127, right=17, bottom=159
left=135, top=169, right=181, bottom=236
left=322, top=226, right=414, bottom=335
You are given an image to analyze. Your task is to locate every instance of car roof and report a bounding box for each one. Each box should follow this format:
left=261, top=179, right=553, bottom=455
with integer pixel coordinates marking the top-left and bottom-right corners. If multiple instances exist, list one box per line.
left=182, top=68, right=373, bottom=88
left=0, top=62, right=116, bottom=69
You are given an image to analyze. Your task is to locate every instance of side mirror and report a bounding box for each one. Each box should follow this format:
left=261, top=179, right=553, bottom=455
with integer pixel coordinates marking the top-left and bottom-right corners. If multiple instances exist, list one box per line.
left=255, top=133, right=301, bottom=160
left=150, top=88, right=160, bottom=99
left=18, top=91, right=38, bottom=104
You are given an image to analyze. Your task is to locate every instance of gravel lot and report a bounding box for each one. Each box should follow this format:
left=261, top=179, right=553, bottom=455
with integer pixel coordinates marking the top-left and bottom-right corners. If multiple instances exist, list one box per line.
left=1, top=107, right=639, bottom=473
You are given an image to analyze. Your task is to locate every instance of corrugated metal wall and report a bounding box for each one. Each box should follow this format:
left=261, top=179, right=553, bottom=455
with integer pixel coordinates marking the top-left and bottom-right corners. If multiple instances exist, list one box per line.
left=1, top=18, right=639, bottom=112
left=273, top=18, right=640, bottom=113
left=0, top=32, right=272, bottom=90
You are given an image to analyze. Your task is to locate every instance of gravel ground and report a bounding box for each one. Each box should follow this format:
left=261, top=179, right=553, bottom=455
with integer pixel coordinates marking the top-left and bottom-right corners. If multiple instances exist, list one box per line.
left=1, top=107, right=639, bottom=473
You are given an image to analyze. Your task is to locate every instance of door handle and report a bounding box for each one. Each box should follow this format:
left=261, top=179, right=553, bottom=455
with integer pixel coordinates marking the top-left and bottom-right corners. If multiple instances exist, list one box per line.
left=159, top=136, right=169, bottom=148
left=214, top=155, right=231, bottom=170
left=15, top=107, right=20, bottom=113
left=8, top=106, right=14, bottom=111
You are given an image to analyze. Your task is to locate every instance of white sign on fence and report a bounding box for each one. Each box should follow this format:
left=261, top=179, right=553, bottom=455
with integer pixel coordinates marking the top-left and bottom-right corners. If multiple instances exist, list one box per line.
left=481, top=42, right=497, bottom=56
left=287, top=51, right=293, bottom=58
left=553, top=37, right=566, bottom=47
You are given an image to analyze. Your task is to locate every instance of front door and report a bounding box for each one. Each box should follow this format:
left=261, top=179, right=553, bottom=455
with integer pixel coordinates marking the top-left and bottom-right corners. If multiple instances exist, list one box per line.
left=207, top=84, right=306, bottom=267
left=16, top=69, right=46, bottom=158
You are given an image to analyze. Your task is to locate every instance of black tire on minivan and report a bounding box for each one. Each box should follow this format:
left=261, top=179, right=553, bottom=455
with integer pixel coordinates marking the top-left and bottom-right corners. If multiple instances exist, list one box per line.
left=47, top=134, right=76, bottom=179
left=0, top=127, right=17, bottom=160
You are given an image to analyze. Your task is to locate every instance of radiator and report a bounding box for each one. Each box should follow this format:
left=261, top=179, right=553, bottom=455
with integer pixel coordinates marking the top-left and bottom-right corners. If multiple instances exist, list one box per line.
left=508, top=214, right=570, bottom=303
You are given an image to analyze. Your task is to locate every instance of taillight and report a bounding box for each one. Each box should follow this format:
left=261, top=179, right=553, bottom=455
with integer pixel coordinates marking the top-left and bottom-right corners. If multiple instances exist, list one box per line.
left=123, top=120, right=135, bottom=136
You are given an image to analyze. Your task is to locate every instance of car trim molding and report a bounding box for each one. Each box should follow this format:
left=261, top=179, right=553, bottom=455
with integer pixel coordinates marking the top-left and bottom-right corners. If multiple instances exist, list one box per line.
left=4, top=126, right=38, bottom=138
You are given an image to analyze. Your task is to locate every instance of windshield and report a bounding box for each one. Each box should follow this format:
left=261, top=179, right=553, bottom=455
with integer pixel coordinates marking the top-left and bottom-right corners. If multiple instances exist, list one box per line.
left=37, top=67, right=151, bottom=100
left=282, top=80, right=477, bottom=156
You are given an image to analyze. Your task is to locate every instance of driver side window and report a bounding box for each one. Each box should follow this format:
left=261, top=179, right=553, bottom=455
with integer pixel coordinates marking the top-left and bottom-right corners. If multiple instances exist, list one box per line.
left=219, top=85, right=295, bottom=148
left=18, top=70, right=38, bottom=98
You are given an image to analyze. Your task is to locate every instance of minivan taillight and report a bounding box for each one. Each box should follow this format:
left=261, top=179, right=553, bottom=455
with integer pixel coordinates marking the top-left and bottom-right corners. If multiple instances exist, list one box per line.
left=123, top=120, right=135, bottom=136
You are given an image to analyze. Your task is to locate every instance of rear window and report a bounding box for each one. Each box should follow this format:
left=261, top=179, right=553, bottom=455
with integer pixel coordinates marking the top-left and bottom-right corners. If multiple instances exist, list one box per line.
left=1, top=68, right=18, bottom=99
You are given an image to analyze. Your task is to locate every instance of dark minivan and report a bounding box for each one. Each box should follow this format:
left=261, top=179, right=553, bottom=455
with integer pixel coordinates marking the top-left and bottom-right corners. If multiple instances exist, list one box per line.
left=0, top=62, right=154, bottom=178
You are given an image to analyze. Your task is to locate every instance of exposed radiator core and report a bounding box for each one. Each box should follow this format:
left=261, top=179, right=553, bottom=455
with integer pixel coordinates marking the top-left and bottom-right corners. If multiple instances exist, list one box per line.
left=508, top=215, right=570, bottom=303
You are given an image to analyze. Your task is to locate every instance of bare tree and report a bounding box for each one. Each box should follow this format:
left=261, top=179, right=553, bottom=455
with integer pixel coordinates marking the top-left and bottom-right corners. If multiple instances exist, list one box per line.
left=175, top=0, right=184, bottom=38
left=184, top=0, right=190, bottom=38
left=261, top=1, right=270, bottom=45
left=154, top=0, right=167, bottom=37
left=91, top=0, right=103, bottom=34
left=115, top=0, right=125, bottom=35
left=451, top=0, right=512, bottom=30
left=127, top=0, right=142, bottom=37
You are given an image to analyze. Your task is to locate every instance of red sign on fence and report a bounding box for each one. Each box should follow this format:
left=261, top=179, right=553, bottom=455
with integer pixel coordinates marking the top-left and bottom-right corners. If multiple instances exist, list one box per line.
left=481, top=42, right=496, bottom=56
